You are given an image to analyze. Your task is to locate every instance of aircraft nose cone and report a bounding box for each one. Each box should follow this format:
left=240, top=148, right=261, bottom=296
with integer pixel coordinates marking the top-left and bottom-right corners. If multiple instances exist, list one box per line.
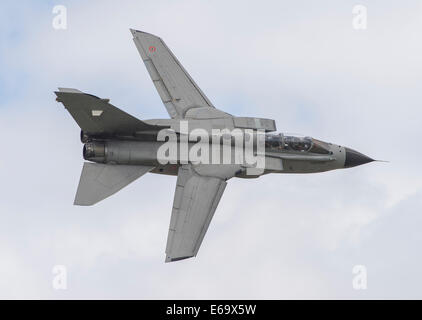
left=344, top=148, right=374, bottom=168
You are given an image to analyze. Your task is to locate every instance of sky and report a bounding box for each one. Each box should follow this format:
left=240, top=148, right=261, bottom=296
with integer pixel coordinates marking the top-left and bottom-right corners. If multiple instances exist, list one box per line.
left=0, top=0, right=421, bottom=299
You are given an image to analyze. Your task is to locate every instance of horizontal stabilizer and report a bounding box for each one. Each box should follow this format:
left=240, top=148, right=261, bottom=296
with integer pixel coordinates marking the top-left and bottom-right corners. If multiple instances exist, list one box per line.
left=74, top=162, right=154, bottom=206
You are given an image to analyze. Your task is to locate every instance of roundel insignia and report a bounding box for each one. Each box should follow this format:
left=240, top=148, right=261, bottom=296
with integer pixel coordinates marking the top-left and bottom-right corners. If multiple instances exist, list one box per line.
left=149, top=46, right=156, bottom=53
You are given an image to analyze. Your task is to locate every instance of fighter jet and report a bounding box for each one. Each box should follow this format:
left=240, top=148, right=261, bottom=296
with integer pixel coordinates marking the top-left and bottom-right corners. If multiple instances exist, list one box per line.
left=55, top=29, right=375, bottom=262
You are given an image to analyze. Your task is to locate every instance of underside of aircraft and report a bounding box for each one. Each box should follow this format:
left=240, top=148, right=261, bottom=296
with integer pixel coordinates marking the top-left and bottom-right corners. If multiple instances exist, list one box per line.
left=55, top=29, right=375, bottom=262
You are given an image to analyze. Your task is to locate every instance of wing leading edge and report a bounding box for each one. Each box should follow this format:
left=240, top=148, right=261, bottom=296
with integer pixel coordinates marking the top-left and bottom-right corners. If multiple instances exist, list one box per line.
left=165, top=165, right=227, bottom=262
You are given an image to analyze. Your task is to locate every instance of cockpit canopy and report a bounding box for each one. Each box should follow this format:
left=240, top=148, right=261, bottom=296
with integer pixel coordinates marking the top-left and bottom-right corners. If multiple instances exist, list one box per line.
left=265, top=133, right=330, bottom=154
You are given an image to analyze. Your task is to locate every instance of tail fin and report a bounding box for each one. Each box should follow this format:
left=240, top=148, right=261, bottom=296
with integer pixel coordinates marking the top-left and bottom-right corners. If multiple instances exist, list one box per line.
left=55, top=88, right=164, bottom=135
left=74, top=162, right=154, bottom=206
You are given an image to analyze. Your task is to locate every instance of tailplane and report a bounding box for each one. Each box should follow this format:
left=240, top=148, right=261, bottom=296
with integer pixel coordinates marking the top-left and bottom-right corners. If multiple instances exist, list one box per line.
left=74, top=162, right=154, bottom=206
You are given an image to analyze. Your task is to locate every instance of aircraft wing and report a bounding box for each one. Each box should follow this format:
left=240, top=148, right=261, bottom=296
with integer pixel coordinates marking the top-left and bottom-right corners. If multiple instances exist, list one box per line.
left=165, top=165, right=228, bottom=262
left=131, top=29, right=231, bottom=119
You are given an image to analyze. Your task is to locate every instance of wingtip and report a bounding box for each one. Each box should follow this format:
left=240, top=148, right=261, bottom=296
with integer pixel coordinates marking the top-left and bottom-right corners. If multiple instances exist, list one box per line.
left=130, top=28, right=159, bottom=38
left=165, top=255, right=194, bottom=263
left=130, top=28, right=147, bottom=35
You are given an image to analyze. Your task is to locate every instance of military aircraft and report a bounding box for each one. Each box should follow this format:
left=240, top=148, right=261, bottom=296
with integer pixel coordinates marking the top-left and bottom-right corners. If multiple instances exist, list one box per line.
left=55, top=29, right=375, bottom=262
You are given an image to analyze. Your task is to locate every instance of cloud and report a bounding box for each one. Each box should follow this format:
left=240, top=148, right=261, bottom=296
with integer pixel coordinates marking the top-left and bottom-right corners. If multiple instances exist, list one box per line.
left=0, top=0, right=421, bottom=298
